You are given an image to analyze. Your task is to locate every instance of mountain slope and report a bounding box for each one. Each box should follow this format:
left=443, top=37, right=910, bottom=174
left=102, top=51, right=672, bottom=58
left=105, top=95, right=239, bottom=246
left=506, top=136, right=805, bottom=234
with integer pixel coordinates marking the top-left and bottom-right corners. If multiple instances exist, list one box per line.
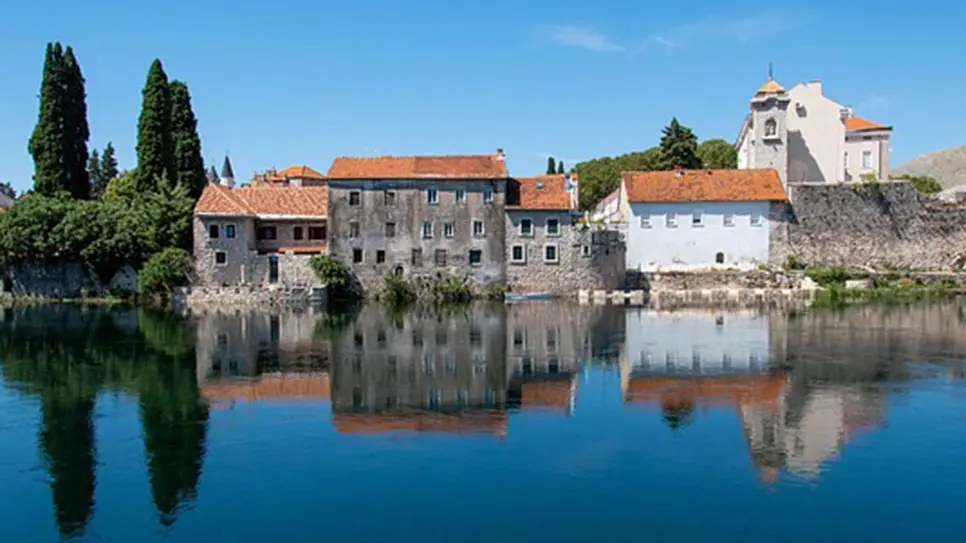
left=893, top=146, right=966, bottom=189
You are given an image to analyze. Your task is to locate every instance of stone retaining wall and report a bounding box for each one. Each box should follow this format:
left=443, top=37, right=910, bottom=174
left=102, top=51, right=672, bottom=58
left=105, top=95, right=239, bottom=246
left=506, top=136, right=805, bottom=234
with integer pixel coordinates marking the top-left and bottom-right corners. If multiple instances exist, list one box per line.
left=172, top=285, right=327, bottom=310
left=0, top=261, right=139, bottom=298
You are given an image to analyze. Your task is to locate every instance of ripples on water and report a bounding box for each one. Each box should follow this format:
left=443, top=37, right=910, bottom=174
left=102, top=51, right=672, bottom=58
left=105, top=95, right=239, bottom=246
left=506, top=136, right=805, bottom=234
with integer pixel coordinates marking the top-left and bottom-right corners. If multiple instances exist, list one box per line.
left=0, top=302, right=965, bottom=542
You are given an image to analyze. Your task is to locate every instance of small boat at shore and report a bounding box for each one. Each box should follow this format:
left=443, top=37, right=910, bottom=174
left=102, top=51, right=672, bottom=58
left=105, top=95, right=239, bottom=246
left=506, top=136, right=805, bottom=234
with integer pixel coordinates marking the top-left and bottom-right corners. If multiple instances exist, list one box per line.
left=504, top=292, right=553, bottom=302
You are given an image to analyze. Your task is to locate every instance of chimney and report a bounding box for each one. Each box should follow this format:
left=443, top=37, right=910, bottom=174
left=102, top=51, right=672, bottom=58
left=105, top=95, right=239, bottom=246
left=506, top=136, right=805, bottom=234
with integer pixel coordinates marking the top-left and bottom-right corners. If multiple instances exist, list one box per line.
left=496, top=148, right=505, bottom=160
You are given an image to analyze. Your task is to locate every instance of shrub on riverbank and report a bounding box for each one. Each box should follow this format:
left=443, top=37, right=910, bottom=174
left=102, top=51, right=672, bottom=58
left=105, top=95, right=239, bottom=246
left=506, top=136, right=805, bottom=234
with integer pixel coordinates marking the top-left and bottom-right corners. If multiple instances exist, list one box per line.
left=382, top=273, right=416, bottom=307
left=138, top=248, right=193, bottom=301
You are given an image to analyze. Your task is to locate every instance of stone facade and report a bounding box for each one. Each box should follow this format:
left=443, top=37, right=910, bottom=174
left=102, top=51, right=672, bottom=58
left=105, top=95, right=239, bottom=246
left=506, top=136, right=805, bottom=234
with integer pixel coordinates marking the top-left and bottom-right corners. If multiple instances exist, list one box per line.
left=504, top=211, right=625, bottom=295
left=326, top=180, right=507, bottom=296
left=770, top=182, right=966, bottom=270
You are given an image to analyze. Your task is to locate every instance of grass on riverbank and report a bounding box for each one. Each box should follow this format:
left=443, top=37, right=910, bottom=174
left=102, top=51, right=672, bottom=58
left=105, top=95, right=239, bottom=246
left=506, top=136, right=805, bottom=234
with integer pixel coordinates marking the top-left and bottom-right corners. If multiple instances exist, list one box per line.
left=804, top=266, right=961, bottom=309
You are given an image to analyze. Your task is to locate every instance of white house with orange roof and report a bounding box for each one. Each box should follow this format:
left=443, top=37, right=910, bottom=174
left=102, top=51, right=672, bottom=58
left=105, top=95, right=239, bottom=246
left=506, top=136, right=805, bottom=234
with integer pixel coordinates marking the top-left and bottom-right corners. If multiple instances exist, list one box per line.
left=736, top=78, right=893, bottom=185
left=621, top=169, right=788, bottom=270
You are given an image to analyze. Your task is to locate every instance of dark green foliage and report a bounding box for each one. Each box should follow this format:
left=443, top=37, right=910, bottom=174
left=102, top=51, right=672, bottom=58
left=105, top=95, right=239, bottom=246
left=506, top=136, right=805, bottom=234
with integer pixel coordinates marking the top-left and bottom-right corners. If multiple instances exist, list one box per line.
left=432, top=276, right=473, bottom=303
left=893, top=173, right=943, bottom=194
left=0, top=181, right=16, bottom=200
left=546, top=156, right=557, bottom=175
left=62, top=47, right=91, bottom=199
left=136, top=60, right=174, bottom=192
left=309, top=254, right=350, bottom=287
left=0, top=194, right=77, bottom=261
left=138, top=248, right=193, bottom=300
left=382, top=273, right=416, bottom=307
left=697, top=138, right=738, bottom=169
left=29, top=43, right=69, bottom=196
left=168, top=81, right=206, bottom=199
left=90, top=142, right=119, bottom=198
left=573, top=147, right=660, bottom=210
left=805, top=267, right=854, bottom=287
left=556, top=161, right=565, bottom=174
left=658, top=118, right=702, bottom=170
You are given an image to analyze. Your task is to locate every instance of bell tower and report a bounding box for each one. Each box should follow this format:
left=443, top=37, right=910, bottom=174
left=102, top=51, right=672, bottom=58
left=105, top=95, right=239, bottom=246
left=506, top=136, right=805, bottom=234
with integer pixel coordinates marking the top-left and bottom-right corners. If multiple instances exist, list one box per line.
left=749, top=67, right=790, bottom=189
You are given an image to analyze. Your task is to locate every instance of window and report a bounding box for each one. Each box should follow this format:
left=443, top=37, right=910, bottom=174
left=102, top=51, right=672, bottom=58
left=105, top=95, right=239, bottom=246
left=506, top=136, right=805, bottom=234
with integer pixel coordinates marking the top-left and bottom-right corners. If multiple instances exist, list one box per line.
left=666, top=214, right=678, bottom=228
left=692, top=209, right=703, bottom=227
left=349, top=191, right=361, bottom=206
left=582, top=244, right=591, bottom=257
left=257, top=226, right=277, bottom=240
left=723, top=213, right=735, bottom=227
left=385, top=222, right=396, bottom=237
left=520, top=218, right=533, bottom=236
left=434, top=249, right=447, bottom=267
left=422, top=221, right=433, bottom=239
left=764, top=118, right=777, bottom=137
left=352, top=248, right=363, bottom=263
left=293, top=226, right=304, bottom=240
left=309, top=226, right=326, bottom=240
left=843, top=151, right=849, bottom=170
left=226, top=224, right=236, bottom=239
left=751, top=213, right=763, bottom=227
left=215, top=251, right=227, bottom=266
left=349, top=222, right=360, bottom=238
left=639, top=214, right=651, bottom=228
left=511, top=245, right=526, bottom=263
left=209, top=224, right=220, bottom=239
left=544, top=244, right=559, bottom=263
left=473, top=220, right=485, bottom=237
left=384, top=190, right=396, bottom=206
left=426, top=188, right=439, bottom=204
left=862, top=150, right=873, bottom=169
left=546, top=218, right=560, bottom=236
left=469, top=249, right=482, bottom=265
left=715, top=252, right=725, bottom=264
left=443, top=223, right=454, bottom=238
left=455, top=189, right=466, bottom=203
left=376, top=250, right=386, bottom=263
left=482, top=189, right=493, bottom=202
left=411, top=248, right=422, bottom=267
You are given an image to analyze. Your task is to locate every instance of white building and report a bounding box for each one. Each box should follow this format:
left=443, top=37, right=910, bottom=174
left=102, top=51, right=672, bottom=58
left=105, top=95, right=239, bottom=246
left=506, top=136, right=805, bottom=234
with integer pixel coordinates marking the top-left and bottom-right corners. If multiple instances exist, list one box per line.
left=620, top=168, right=787, bottom=270
left=588, top=188, right=625, bottom=224
left=736, top=79, right=893, bottom=185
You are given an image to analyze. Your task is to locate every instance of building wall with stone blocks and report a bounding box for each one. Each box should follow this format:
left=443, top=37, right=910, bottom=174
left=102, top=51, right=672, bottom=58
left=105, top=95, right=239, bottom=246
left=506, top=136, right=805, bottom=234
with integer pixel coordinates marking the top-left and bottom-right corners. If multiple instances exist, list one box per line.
left=504, top=210, right=626, bottom=295
left=326, top=179, right=507, bottom=296
left=770, top=182, right=966, bottom=270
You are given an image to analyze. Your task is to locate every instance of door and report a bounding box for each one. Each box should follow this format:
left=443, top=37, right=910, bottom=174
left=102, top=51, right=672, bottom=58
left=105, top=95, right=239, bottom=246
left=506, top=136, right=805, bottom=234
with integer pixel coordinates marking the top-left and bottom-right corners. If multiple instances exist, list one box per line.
left=269, top=255, right=279, bottom=283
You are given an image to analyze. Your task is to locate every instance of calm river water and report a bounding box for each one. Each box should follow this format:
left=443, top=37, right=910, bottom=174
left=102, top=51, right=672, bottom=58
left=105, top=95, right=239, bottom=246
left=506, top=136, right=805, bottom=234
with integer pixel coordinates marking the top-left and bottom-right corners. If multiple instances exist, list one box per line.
left=1, top=301, right=966, bottom=542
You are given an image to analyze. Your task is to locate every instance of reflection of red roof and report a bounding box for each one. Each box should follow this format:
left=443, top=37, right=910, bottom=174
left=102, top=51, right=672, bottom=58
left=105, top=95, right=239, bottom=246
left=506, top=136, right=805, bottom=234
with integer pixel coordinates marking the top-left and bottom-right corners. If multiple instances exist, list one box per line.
left=625, top=375, right=786, bottom=407
left=521, top=378, right=575, bottom=410
left=332, top=411, right=508, bottom=436
left=202, top=373, right=330, bottom=402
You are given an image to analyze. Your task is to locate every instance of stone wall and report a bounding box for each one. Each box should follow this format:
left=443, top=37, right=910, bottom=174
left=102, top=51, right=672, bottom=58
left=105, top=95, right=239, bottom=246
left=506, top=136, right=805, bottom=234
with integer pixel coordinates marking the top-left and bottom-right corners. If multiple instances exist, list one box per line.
left=504, top=212, right=625, bottom=295
left=1, top=261, right=139, bottom=298
left=172, top=284, right=327, bottom=310
left=771, top=181, right=966, bottom=270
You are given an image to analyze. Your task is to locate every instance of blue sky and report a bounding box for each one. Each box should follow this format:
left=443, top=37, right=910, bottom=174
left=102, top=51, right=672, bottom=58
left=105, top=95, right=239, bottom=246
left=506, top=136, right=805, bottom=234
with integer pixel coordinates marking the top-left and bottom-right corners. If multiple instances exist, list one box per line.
left=0, top=0, right=961, bottom=193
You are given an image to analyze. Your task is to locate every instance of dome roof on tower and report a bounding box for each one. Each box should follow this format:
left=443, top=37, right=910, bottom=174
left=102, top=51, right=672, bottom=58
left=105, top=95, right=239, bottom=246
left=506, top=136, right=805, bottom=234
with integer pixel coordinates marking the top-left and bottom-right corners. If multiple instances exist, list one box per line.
left=756, top=78, right=785, bottom=94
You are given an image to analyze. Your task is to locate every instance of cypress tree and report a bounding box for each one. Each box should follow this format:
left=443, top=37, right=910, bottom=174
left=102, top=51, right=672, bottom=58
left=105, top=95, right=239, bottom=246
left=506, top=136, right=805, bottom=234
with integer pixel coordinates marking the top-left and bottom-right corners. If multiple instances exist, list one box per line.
left=101, top=142, right=118, bottom=182
left=136, top=59, right=174, bottom=192
left=546, top=156, right=557, bottom=175
left=28, top=43, right=69, bottom=196
left=658, top=118, right=703, bottom=170
left=62, top=47, right=90, bottom=199
left=169, top=81, right=206, bottom=199
left=87, top=150, right=103, bottom=198
left=557, top=161, right=565, bottom=174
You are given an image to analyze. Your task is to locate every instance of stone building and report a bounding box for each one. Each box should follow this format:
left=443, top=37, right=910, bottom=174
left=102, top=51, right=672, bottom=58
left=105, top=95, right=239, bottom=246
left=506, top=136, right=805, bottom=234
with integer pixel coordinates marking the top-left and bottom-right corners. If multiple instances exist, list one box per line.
left=193, top=156, right=329, bottom=287
left=324, top=152, right=509, bottom=295
left=505, top=174, right=626, bottom=295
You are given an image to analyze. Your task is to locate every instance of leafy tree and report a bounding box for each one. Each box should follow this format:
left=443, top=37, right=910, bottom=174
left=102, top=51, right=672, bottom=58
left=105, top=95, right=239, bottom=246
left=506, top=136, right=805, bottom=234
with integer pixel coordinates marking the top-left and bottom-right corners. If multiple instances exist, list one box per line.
left=573, top=147, right=661, bottom=210
left=146, top=181, right=194, bottom=250
left=101, top=143, right=118, bottom=183
left=557, top=161, right=565, bottom=174
left=136, top=60, right=174, bottom=192
left=0, top=181, right=16, bottom=200
left=546, top=156, right=557, bottom=175
left=87, top=150, right=103, bottom=197
left=658, top=118, right=702, bottom=171
left=138, top=248, right=194, bottom=299
left=62, top=46, right=91, bottom=200
left=29, top=43, right=69, bottom=196
left=169, top=81, right=206, bottom=199
left=697, top=138, right=738, bottom=169
left=0, top=194, right=76, bottom=261
left=893, top=173, right=943, bottom=194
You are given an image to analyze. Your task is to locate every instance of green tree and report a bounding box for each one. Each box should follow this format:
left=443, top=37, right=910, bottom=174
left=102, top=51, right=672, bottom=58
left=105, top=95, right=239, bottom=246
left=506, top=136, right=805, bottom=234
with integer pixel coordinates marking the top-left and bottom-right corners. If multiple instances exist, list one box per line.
left=697, top=138, right=738, bottom=169
left=147, top=181, right=195, bottom=250
left=62, top=46, right=91, bottom=200
left=573, top=147, right=661, bottom=210
left=138, top=248, right=194, bottom=299
left=101, top=143, right=119, bottom=183
left=893, top=173, right=943, bottom=194
left=136, top=60, right=174, bottom=192
left=87, top=150, right=103, bottom=197
left=557, top=161, right=565, bottom=174
left=28, top=43, right=69, bottom=196
left=168, top=81, right=206, bottom=199
left=658, top=118, right=702, bottom=171
left=546, top=156, right=557, bottom=175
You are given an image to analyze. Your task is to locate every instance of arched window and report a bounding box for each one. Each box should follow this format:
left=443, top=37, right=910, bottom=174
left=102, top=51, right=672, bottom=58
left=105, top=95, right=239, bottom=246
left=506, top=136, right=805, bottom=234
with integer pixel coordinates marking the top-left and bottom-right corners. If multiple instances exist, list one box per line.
left=764, top=118, right=777, bottom=137
left=715, top=252, right=725, bottom=264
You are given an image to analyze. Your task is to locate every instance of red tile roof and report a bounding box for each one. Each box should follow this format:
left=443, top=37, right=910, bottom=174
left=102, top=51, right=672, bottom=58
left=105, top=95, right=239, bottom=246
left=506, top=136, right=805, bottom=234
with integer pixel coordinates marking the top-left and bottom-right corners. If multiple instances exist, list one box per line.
left=844, top=115, right=892, bottom=132
left=252, top=165, right=326, bottom=184
left=326, top=154, right=508, bottom=179
left=507, top=175, right=572, bottom=210
left=622, top=169, right=787, bottom=203
left=194, top=183, right=328, bottom=218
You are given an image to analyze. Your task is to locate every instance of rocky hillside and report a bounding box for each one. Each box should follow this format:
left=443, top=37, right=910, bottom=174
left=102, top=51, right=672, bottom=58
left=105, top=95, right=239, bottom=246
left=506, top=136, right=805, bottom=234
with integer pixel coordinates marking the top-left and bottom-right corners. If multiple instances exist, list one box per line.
left=893, top=146, right=966, bottom=189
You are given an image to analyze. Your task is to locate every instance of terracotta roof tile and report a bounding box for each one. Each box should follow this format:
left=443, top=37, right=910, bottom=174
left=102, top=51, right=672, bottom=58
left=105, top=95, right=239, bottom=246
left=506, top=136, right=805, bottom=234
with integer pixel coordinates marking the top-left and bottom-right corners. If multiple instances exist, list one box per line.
left=326, top=154, right=508, bottom=179
left=507, top=175, right=572, bottom=210
left=195, top=184, right=328, bottom=218
left=622, top=169, right=787, bottom=203
left=757, top=78, right=785, bottom=94
left=844, top=115, right=892, bottom=132
left=277, top=165, right=326, bottom=179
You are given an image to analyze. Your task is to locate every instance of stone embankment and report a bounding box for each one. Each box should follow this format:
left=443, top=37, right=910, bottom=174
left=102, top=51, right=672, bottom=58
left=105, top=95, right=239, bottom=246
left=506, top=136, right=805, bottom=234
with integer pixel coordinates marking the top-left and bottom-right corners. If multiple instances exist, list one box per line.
left=172, top=285, right=327, bottom=311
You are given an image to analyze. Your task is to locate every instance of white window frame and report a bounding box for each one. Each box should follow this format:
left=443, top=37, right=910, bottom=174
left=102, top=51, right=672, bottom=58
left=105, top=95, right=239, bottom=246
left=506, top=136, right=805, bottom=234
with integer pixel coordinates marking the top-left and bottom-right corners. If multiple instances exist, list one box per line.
left=427, top=188, right=439, bottom=205
left=723, top=213, right=735, bottom=227
left=510, top=244, right=526, bottom=264
left=422, top=221, right=434, bottom=239
left=214, top=251, right=228, bottom=267
left=455, top=189, right=466, bottom=203
left=519, top=218, right=534, bottom=237
left=692, top=209, right=703, bottom=227
left=543, top=244, right=559, bottom=264
left=750, top=212, right=763, bottom=227
left=639, top=214, right=651, bottom=228
left=666, top=213, right=678, bottom=228
left=443, top=223, right=454, bottom=238
left=472, top=220, right=485, bottom=237
left=482, top=189, right=493, bottom=202
left=546, top=218, right=560, bottom=237
left=861, top=150, right=873, bottom=170
left=581, top=244, right=591, bottom=257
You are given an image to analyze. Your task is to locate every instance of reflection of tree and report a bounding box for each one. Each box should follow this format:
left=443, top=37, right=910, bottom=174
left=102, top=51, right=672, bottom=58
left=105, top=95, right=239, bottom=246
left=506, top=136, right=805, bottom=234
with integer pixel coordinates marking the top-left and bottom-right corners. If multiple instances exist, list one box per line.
left=661, top=397, right=695, bottom=430
left=40, top=393, right=97, bottom=537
